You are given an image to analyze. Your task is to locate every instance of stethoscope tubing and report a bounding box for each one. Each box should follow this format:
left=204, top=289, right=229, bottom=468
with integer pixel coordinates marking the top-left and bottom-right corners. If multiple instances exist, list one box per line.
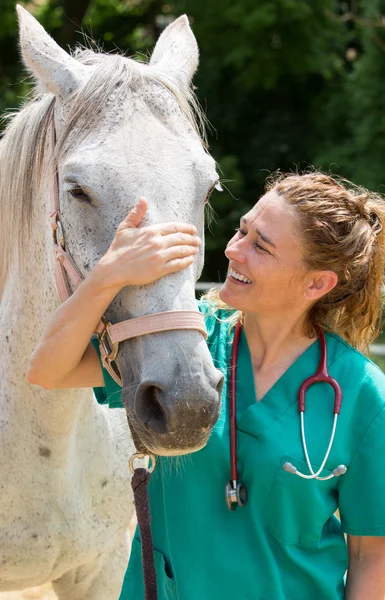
left=225, top=320, right=248, bottom=510
left=226, top=321, right=347, bottom=509
left=230, top=320, right=242, bottom=483
left=299, top=412, right=338, bottom=480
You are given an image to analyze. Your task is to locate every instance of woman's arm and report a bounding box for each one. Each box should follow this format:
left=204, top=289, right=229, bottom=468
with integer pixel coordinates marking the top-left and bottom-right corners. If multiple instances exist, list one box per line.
left=27, top=198, right=200, bottom=389
left=345, top=535, right=385, bottom=599
left=27, top=270, right=120, bottom=389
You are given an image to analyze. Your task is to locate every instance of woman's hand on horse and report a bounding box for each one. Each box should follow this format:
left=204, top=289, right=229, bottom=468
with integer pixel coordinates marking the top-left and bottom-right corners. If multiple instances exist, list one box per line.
left=93, top=197, right=201, bottom=291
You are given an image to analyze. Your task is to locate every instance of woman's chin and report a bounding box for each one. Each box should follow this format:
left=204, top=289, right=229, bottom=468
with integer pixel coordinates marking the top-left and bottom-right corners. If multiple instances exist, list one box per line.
left=218, top=282, right=229, bottom=303
left=219, top=280, right=241, bottom=308
left=220, top=279, right=254, bottom=312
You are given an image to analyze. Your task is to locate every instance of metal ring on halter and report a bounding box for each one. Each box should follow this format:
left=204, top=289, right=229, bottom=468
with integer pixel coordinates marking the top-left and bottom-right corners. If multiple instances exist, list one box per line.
left=129, top=453, right=157, bottom=475
left=99, top=322, right=119, bottom=362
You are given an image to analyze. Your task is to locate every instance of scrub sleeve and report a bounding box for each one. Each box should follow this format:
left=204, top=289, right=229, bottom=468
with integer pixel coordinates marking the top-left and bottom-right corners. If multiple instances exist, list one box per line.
left=92, top=308, right=385, bottom=600
left=339, top=405, right=385, bottom=535
left=91, top=336, right=122, bottom=408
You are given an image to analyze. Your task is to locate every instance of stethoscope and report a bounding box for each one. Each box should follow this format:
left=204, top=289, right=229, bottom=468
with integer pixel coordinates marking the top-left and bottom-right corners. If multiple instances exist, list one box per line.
left=225, top=320, right=348, bottom=511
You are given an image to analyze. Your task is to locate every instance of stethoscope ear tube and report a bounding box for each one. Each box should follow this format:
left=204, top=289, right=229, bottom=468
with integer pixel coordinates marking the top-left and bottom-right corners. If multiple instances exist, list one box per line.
left=284, top=327, right=347, bottom=481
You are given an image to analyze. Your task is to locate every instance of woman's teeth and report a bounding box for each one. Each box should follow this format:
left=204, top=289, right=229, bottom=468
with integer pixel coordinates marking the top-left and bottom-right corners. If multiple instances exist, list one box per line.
left=228, top=267, right=252, bottom=284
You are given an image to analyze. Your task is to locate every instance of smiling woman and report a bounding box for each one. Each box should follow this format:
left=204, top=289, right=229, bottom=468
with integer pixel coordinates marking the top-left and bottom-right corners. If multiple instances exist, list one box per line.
left=115, top=170, right=385, bottom=600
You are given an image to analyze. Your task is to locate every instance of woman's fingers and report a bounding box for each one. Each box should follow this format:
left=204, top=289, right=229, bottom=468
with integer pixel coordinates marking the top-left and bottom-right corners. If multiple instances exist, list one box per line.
left=119, top=201, right=198, bottom=243
left=120, top=197, right=148, bottom=229
left=161, top=244, right=199, bottom=263
left=156, top=222, right=198, bottom=236
left=161, top=232, right=201, bottom=249
left=103, top=203, right=202, bottom=288
left=163, top=256, right=196, bottom=275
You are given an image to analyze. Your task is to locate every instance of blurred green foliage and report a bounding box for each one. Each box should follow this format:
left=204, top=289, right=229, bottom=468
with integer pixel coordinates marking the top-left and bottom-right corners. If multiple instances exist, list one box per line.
left=1, top=0, right=385, bottom=284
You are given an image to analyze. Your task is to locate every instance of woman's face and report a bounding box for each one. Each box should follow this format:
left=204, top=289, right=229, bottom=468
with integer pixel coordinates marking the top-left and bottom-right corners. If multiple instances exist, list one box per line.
left=220, top=190, right=310, bottom=316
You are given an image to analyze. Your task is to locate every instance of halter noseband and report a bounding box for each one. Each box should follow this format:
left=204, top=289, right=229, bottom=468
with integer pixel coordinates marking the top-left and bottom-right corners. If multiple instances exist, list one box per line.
left=48, top=105, right=207, bottom=387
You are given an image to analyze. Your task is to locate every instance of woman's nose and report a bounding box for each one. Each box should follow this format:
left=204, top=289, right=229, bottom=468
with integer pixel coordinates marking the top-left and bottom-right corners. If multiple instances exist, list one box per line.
left=225, top=238, right=247, bottom=263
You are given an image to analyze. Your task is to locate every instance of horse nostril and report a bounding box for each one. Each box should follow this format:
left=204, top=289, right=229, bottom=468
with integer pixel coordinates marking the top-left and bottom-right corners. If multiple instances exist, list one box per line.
left=135, top=384, right=169, bottom=435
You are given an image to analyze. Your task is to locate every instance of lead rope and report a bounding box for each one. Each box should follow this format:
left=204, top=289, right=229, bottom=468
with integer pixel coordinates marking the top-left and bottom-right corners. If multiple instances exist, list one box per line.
left=130, top=454, right=158, bottom=600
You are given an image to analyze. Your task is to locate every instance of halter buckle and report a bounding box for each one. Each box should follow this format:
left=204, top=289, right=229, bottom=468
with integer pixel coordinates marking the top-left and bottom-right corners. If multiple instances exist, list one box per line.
left=99, top=321, right=119, bottom=362
left=52, top=219, right=65, bottom=250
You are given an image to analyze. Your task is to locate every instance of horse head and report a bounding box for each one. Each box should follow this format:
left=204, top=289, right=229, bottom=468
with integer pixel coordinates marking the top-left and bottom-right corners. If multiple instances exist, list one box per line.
left=17, top=6, right=224, bottom=456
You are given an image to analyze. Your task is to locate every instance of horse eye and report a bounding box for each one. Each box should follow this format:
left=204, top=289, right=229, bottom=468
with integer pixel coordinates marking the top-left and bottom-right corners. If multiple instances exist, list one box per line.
left=204, top=182, right=220, bottom=205
left=69, top=186, right=91, bottom=204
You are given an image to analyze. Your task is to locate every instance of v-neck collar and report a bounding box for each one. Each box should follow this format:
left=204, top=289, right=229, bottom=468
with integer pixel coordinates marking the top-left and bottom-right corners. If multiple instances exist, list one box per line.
left=235, top=327, right=321, bottom=439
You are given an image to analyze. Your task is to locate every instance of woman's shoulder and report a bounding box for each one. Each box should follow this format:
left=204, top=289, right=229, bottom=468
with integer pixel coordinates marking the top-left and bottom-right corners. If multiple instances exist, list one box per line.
left=326, top=330, right=384, bottom=378
left=326, top=330, right=385, bottom=413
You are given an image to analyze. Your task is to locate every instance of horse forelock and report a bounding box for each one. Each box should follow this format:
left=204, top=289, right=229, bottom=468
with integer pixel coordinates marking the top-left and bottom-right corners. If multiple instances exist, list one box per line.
left=0, top=47, right=207, bottom=291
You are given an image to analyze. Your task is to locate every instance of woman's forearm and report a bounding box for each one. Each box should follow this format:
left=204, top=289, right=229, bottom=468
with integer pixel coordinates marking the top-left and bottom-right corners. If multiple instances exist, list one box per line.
left=27, top=265, right=120, bottom=387
left=345, top=554, right=385, bottom=599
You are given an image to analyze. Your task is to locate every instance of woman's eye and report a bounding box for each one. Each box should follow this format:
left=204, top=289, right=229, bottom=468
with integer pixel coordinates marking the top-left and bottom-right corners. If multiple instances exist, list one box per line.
left=69, top=186, right=91, bottom=204
left=254, top=241, right=268, bottom=252
left=235, top=228, right=268, bottom=252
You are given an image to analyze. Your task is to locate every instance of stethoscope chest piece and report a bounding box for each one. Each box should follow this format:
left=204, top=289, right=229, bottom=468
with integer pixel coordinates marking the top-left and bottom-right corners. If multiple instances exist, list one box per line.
left=225, top=480, right=248, bottom=511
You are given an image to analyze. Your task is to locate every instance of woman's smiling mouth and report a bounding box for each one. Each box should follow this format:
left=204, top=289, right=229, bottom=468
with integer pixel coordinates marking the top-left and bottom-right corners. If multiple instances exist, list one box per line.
left=227, top=267, right=252, bottom=284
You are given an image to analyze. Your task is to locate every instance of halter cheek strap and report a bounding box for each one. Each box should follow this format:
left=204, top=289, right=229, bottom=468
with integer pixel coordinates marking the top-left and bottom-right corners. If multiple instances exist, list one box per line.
left=48, top=107, right=207, bottom=387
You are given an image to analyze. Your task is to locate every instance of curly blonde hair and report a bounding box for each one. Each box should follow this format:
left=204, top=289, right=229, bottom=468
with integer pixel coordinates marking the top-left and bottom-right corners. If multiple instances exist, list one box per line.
left=204, top=171, right=385, bottom=353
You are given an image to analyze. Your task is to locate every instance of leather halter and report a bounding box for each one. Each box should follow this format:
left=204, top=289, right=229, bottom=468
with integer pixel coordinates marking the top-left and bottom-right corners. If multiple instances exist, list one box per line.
left=47, top=105, right=207, bottom=386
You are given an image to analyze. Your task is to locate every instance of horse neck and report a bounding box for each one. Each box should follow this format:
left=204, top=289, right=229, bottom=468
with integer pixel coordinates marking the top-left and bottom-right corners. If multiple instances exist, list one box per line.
left=0, top=177, right=95, bottom=440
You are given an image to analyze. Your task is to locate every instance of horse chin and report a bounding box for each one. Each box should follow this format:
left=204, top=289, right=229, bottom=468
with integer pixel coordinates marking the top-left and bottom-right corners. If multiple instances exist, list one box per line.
left=127, top=424, right=206, bottom=457
left=128, top=420, right=211, bottom=457
left=149, top=444, right=206, bottom=458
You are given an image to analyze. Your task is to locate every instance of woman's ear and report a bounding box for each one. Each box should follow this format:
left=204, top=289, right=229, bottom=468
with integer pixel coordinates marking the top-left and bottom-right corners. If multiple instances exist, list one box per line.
left=303, top=271, right=338, bottom=302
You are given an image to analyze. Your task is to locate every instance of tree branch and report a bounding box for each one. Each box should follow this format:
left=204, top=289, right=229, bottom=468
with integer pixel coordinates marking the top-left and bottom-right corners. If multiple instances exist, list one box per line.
left=326, top=8, right=385, bottom=29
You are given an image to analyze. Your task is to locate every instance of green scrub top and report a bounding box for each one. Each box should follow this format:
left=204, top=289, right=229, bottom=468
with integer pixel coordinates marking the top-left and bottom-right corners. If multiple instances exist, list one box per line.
left=92, top=303, right=385, bottom=600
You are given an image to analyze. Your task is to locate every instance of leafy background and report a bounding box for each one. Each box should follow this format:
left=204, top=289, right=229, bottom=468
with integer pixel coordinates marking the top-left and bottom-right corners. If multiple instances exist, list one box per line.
left=2, top=0, right=385, bottom=356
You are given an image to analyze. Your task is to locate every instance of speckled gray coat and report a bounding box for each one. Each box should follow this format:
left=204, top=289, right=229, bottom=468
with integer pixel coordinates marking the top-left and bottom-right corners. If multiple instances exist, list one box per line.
left=0, top=7, right=221, bottom=599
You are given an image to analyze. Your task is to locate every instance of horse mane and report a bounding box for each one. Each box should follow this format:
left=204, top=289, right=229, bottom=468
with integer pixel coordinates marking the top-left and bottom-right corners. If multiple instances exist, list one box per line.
left=0, top=48, right=206, bottom=291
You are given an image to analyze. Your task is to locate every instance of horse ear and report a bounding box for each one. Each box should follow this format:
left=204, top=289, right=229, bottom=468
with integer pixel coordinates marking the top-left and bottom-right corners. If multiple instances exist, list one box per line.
left=16, top=5, right=86, bottom=98
left=149, top=15, right=199, bottom=91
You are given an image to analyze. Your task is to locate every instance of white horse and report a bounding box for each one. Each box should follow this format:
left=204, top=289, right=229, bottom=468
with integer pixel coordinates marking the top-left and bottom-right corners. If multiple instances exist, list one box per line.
left=0, top=6, right=223, bottom=598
